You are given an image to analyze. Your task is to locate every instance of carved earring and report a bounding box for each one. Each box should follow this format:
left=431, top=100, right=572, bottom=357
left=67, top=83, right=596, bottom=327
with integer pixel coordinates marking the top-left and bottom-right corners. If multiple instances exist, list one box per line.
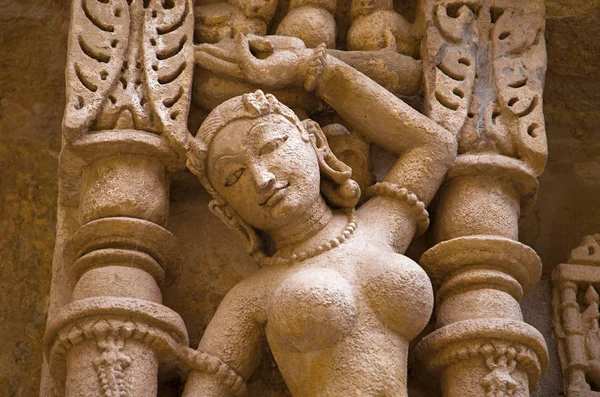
left=208, top=200, right=263, bottom=256
left=301, top=119, right=361, bottom=208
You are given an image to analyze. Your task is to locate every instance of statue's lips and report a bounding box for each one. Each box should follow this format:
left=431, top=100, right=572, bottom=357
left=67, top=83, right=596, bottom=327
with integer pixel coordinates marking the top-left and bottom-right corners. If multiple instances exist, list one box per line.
left=261, top=183, right=289, bottom=207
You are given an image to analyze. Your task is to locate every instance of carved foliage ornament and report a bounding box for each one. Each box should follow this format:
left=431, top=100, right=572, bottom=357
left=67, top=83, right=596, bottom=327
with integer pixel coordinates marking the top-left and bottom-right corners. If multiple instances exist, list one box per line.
left=421, top=0, right=547, bottom=175
left=94, top=335, right=132, bottom=397
left=48, top=316, right=246, bottom=397
left=481, top=344, right=522, bottom=397
left=63, top=0, right=194, bottom=154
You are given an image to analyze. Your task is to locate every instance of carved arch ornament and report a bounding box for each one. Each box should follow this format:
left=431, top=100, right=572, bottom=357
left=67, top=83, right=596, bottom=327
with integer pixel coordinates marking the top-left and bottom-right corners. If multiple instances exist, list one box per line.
left=44, top=0, right=549, bottom=396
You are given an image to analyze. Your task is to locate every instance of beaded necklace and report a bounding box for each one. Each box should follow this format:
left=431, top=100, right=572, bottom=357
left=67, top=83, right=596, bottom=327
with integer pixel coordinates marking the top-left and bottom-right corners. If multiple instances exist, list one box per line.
left=259, top=209, right=357, bottom=267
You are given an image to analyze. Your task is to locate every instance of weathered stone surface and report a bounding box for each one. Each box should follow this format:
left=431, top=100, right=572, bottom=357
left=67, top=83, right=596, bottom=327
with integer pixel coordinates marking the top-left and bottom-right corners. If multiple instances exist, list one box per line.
left=523, top=281, right=563, bottom=397
left=1, top=0, right=599, bottom=396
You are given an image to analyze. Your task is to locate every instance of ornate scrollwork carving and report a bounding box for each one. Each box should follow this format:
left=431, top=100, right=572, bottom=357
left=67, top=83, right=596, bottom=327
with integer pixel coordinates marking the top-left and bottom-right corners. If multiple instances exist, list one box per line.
left=480, top=344, right=521, bottom=397
left=422, top=1, right=547, bottom=176
left=64, top=0, right=131, bottom=137
left=490, top=3, right=547, bottom=175
left=63, top=0, right=194, bottom=156
left=422, top=2, right=477, bottom=135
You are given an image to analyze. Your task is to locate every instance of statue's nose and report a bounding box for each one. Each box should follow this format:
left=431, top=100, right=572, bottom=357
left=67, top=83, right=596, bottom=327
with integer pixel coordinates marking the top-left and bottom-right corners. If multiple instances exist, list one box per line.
left=251, top=164, right=276, bottom=192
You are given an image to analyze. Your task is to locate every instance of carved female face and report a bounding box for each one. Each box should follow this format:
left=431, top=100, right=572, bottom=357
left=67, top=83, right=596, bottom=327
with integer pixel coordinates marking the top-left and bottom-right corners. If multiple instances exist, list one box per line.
left=207, top=114, right=322, bottom=231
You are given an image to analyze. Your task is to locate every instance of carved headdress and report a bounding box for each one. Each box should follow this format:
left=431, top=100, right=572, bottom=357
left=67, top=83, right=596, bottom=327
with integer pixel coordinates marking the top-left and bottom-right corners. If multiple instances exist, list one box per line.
left=187, top=90, right=360, bottom=260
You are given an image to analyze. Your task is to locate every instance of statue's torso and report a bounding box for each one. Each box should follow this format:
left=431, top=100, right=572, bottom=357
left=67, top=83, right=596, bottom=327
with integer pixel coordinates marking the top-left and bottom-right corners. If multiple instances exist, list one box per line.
left=247, top=224, right=434, bottom=396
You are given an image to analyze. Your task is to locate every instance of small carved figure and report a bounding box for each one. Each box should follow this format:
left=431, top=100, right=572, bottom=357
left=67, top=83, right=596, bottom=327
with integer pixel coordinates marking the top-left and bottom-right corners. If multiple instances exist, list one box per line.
left=276, top=0, right=337, bottom=48
left=552, top=235, right=600, bottom=395
left=185, top=33, right=456, bottom=396
left=194, top=0, right=278, bottom=43
left=347, top=0, right=418, bottom=57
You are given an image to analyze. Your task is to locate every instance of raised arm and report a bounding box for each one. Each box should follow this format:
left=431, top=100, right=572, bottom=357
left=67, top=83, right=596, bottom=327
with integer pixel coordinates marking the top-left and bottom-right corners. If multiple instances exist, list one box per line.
left=312, top=53, right=457, bottom=205
left=183, top=281, right=263, bottom=397
left=312, top=53, right=457, bottom=252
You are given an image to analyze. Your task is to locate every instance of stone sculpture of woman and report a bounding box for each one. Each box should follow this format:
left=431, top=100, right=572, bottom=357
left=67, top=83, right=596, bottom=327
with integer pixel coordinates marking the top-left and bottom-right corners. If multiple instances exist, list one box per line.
left=183, top=33, right=457, bottom=396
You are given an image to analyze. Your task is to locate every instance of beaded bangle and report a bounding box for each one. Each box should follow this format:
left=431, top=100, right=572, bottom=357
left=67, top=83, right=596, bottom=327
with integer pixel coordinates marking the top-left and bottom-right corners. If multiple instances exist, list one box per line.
left=365, top=182, right=430, bottom=236
left=304, top=43, right=327, bottom=92
left=183, top=348, right=247, bottom=396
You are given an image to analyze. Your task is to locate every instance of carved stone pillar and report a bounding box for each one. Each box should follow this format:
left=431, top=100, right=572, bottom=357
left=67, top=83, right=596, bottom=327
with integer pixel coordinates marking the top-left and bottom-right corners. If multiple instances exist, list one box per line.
left=415, top=1, right=549, bottom=395
left=45, top=137, right=189, bottom=396
left=43, top=1, right=196, bottom=395
left=552, top=235, right=600, bottom=397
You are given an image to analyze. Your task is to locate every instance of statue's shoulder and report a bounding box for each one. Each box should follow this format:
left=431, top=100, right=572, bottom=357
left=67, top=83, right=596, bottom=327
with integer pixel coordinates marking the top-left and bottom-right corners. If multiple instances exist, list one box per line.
left=220, top=265, right=288, bottom=314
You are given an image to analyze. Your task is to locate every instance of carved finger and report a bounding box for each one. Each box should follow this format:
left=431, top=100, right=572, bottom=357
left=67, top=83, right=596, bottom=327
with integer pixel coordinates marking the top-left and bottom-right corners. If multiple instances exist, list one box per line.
left=194, top=51, right=243, bottom=78
left=235, top=32, right=260, bottom=73
left=196, top=43, right=237, bottom=63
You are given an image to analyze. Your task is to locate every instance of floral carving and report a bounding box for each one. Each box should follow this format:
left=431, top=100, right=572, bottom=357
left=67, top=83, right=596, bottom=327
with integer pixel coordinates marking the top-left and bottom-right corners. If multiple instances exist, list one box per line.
left=63, top=0, right=130, bottom=137
left=490, top=3, right=547, bottom=175
left=422, top=2, right=477, bottom=135
left=424, top=339, right=542, bottom=388
left=94, top=335, right=132, bottom=397
left=46, top=315, right=246, bottom=397
left=481, top=345, right=522, bottom=397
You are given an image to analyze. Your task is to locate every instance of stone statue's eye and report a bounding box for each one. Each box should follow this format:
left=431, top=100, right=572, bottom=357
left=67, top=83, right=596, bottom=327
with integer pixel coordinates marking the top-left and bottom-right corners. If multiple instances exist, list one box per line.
left=225, top=168, right=245, bottom=187
left=259, top=136, right=287, bottom=156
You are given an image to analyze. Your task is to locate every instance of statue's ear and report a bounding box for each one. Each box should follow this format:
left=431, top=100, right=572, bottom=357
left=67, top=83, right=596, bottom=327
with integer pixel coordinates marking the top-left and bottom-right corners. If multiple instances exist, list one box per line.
left=208, top=200, right=262, bottom=256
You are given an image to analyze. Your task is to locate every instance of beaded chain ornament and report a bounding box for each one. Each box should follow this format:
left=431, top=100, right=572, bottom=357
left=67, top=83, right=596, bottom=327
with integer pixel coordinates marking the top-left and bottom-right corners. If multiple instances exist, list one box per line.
left=366, top=182, right=430, bottom=235
left=260, top=208, right=357, bottom=267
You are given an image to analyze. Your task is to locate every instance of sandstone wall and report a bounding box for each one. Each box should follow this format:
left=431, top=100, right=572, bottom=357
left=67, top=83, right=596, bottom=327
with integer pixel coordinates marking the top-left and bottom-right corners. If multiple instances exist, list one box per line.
left=0, top=1, right=67, bottom=395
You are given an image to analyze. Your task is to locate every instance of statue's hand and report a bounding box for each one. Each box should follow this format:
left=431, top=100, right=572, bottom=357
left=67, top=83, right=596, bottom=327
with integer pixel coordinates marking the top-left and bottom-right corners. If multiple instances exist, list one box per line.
left=195, top=33, right=312, bottom=90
